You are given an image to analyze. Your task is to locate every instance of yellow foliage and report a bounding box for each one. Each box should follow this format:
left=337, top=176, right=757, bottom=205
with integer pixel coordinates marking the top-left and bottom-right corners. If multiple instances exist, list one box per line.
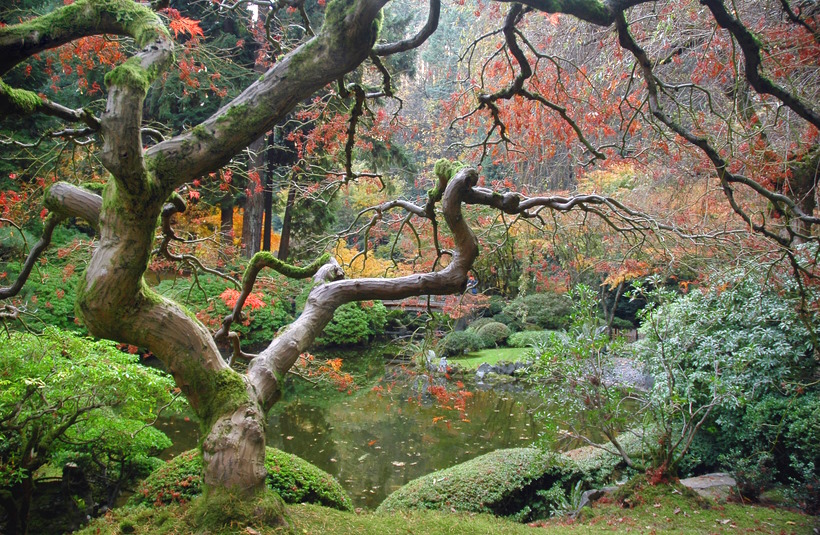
left=578, top=162, right=641, bottom=195
left=333, top=239, right=407, bottom=278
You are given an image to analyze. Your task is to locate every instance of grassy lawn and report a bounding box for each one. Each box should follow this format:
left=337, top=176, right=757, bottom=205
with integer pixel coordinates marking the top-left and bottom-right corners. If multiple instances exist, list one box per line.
left=450, top=347, right=532, bottom=370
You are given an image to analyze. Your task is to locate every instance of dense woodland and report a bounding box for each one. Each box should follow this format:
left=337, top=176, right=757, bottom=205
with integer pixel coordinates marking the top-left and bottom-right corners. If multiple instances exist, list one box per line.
left=0, top=0, right=818, bottom=533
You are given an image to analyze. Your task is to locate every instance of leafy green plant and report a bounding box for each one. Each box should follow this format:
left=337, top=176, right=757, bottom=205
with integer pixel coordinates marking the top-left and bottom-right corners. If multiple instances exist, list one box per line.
left=437, top=329, right=486, bottom=357
left=507, top=330, right=552, bottom=348
left=316, top=301, right=388, bottom=346
left=466, top=317, right=496, bottom=332
left=631, top=269, right=819, bottom=496
left=530, top=285, right=636, bottom=467
left=503, top=292, right=573, bottom=331
left=0, top=328, right=181, bottom=534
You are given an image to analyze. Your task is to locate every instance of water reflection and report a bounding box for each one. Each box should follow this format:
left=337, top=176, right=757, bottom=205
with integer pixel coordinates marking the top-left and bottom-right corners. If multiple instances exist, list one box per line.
left=159, top=349, right=580, bottom=509
left=266, top=365, right=545, bottom=509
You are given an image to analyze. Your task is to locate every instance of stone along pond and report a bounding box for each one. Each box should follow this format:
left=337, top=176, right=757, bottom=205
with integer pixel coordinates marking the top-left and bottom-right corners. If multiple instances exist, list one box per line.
left=157, top=346, right=589, bottom=509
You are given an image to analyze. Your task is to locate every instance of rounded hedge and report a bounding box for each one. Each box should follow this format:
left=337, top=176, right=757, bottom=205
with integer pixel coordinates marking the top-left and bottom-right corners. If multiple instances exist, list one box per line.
left=476, top=321, right=511, bottom=347
left=438, top=330, right=485, bottom=357
left=378, top=436, right=646, bottom=522
left=129, top=448, right=353, bottom=511
left=503, top=293, right=573, bottom=330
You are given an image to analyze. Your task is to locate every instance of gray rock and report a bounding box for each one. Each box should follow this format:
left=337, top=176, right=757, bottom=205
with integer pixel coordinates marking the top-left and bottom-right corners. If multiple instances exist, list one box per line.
left=475, top=362, right=492, bottom=380
left=680, top=472, right=737, bottom=502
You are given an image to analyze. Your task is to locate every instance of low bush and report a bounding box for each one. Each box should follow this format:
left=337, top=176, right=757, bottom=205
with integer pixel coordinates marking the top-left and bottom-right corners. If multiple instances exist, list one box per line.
left=130, top=448, right=353, bottom=512
left=317, top=301, right=388, bottom=346
left=476, top=321, right=511, bottom=347
left=503, top=293, right=573, bottom=331
left=507, top=330, right=552, bottom=348
left=438, top=330, right=486, bottom=357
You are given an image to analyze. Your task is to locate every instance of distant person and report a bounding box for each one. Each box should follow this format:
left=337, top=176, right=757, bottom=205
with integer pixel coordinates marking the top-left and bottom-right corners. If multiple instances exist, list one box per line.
left=466, top=274, right=478, bottom=295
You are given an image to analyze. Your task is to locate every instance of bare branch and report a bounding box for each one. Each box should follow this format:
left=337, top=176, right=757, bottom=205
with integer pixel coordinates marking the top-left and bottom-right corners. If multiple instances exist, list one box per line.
left=373, top=0, right=440, bottom=56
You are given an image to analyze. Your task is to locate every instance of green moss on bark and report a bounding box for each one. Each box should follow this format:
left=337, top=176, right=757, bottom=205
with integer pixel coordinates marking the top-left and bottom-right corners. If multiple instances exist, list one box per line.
left=0, top=78, right=41, bottom=115
left=0, top=0, right=169, bottom=50
left=200, top=368, right=252, bottom=433
left=104, top=56, right=152, bottom=95
left=244, top=252, right=331, bottom=285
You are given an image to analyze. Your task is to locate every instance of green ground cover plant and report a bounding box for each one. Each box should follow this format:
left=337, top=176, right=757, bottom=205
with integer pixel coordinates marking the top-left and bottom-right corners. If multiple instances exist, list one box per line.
left=78, top=486, right=816, bottom=534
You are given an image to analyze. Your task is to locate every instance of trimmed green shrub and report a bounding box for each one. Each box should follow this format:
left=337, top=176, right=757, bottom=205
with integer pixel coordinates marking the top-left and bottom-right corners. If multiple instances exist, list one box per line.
left=438, top=330, right=485, bottom=357
left=476, top=321, right=511, bottom=347
left=503, top=292, right=573, bottom=330
left=130, top=448, right=353, bottom=512
left=507, top=330, right=551, bottom=348
left=487, top=295, right=506, bottom=316
left=466, top=317, right=496, bottom=332
left=491, top=311, right=516, bottom=326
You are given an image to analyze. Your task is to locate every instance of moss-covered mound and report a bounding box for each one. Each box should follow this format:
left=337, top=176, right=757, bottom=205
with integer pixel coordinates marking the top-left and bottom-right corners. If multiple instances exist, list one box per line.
left=378, top=436, right=651, bottom=523
left=130, top=447, right=352, bottom=512
left=377, top=448, right=584, bottom=521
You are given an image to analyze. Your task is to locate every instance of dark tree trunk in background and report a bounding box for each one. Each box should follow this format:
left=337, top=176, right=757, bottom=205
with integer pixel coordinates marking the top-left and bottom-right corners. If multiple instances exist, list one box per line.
left=220, top=194, right=234, bottom=245
left=242, top=135, right=266, bottom=258
left=263, top=133, right=274, bottom=251
left=278, top=181, right=296, bottom=261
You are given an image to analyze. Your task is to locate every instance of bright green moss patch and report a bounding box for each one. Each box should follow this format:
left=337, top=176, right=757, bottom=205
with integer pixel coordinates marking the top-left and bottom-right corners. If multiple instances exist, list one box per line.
left=79, top=495, right=815, bottom=534
left=188, top=486, right=287, bottom=532
left=129, top=447, right=352, bottom=511
left=245, top=252, right=331, bottom=284
left=0, top=78, right=42, bottom=115
left=200, top=369, right=251, bottom=432
left=104, top=57, right=152, bottom=94
left=433, top=158, right=466, bottom=182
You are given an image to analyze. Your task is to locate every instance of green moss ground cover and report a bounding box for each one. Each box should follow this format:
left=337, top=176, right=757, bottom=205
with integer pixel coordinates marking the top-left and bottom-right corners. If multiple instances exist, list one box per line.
left=78, top=493, right=815, bottom=535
